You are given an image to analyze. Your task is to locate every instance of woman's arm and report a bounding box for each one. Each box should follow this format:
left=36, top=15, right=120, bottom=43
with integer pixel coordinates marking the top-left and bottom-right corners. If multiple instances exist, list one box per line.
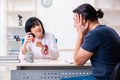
left=19, top=32, right=34, bottom=59
left=47, top=33, right=59, bottom=60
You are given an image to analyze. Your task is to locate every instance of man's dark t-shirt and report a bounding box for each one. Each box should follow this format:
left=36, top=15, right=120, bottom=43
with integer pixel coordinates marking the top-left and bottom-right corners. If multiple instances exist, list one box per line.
left=82, top=25, right=120, bottom=80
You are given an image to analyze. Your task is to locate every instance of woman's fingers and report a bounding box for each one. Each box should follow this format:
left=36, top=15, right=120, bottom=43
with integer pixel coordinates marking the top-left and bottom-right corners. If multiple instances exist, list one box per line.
left=25, top=33, right=34, bottom=42
left=36, top=41, right=43, bottom=48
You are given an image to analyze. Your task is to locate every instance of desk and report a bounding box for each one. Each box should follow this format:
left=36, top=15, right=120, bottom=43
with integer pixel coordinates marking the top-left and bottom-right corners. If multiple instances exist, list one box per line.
left=0, top=59, right=92, bottom=80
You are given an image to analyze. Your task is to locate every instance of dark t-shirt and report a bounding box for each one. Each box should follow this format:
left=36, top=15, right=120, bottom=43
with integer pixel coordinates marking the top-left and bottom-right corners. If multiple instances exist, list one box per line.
left=82, top=25, right=120, bottom=80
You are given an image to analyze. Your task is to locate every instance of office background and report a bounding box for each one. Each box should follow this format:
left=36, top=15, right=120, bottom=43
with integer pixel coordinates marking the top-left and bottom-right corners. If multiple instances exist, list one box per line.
left=0, top=0, right=120, bottom=56
left=0, top=0, right=120, bottom=80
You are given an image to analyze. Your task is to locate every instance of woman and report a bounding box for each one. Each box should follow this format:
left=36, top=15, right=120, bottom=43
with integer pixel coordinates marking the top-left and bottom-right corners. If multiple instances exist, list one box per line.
left=19, top=17, right=59, bottom=60
left=62, top=3, right=120, bottom=80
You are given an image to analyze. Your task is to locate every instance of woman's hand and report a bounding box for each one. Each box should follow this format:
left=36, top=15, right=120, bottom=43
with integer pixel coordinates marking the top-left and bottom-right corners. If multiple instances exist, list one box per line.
left=36, top=40, right=43, bottom=48
left=35, top=40, right=48, bottom=55
left=24, top=32, right=34, bottom=44
left=41, top=45, right=48, bottom=55
left=74, top=13, right=89, bottom=36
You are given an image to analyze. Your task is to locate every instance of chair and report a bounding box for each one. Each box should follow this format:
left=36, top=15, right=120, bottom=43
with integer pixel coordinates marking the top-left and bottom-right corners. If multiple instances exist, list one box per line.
left=110, top=63, right=120, bottom=80
left=21, top=38, right=57, bottom=45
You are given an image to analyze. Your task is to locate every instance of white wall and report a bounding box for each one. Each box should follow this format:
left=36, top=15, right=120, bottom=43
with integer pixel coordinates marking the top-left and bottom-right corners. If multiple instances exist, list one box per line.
left=36, top=0, right=94, bottom=49
left=0, top=0, right=120, bottom=55
left=0, top=0, right=94, bottom=56
left=0, top=0, right=6, bottom=56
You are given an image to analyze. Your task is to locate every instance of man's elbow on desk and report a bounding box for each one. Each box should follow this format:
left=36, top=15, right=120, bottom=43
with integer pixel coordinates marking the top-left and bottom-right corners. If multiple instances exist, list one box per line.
left=74, top=59, right=86, bottom=66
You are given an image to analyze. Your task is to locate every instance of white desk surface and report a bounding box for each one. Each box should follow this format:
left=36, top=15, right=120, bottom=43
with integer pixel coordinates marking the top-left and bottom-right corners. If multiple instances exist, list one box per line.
left=0, top=58, right=91, bottom=67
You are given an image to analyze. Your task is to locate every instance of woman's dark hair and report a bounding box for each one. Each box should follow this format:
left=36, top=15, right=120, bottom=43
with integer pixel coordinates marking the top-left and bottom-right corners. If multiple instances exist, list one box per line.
left=25, top=17, right=45, bottom=35
left=73, top=4, right=104, bottom=21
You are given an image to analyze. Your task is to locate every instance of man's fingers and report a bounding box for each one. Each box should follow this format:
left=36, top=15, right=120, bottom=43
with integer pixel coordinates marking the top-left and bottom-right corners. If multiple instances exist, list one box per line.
left=84, top=21, right=89, bottom=29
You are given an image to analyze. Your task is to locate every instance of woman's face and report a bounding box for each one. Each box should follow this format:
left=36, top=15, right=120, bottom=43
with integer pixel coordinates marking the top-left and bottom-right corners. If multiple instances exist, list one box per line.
left=31, top=22, right=43, bottom=38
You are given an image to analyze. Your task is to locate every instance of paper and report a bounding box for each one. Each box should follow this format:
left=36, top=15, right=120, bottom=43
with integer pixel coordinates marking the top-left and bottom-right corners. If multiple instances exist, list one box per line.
left=65, top=60, right=74, bottom=64
left=65, top=58, right=74, bottom=64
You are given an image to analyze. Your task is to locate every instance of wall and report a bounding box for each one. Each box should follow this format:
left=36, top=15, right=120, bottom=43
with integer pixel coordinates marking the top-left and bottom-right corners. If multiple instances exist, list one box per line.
left=0, top=0, right=6, bottom=56
left=0, top=0, right=120, bottom=55
left=36, top=0, right=94, bottom=49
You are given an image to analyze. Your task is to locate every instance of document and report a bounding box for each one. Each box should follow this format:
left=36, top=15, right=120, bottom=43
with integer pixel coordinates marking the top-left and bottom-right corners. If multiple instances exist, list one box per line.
left=0, top=59, right=20, bottom=63
left=0, top=56, right=19, bottom=63
left=0, top=56, right=18, bottom=60
left=65, top=57, right=74, bottom=64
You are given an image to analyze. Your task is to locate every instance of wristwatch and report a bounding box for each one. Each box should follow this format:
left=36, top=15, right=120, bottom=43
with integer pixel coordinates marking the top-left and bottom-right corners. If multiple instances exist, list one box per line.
left=41, top=0, right=53, bottom=8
